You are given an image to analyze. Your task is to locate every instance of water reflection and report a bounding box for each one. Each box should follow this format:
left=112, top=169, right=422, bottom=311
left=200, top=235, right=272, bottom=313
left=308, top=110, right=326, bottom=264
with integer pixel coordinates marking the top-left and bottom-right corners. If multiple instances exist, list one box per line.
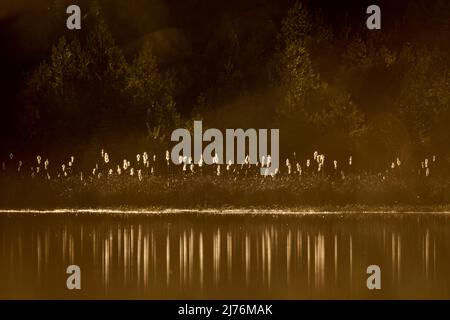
left=0, top=213, right=450, bottom=299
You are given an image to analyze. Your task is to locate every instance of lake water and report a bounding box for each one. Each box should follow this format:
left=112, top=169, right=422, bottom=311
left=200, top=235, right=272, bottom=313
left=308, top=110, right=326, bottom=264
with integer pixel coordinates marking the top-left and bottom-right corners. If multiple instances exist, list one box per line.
left=1, top=211, right=449, bottom=299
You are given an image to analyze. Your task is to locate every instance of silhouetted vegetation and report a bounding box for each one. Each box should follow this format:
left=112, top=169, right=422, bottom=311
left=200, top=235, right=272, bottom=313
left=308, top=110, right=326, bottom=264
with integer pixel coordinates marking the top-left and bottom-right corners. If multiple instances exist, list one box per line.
left=1, top=149, right=448, bottom=208
left=1, top=0, right=449, bottom=172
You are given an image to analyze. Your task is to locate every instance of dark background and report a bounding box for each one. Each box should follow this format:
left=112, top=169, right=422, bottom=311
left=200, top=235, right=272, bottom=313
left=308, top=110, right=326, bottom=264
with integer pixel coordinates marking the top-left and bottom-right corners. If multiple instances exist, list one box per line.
left=0, top=0, right=449, bottom=169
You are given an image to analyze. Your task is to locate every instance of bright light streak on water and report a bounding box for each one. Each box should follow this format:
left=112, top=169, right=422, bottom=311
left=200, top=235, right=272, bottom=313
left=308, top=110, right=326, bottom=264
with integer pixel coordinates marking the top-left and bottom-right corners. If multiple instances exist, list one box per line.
left=0, top=211, right=450, bottom=299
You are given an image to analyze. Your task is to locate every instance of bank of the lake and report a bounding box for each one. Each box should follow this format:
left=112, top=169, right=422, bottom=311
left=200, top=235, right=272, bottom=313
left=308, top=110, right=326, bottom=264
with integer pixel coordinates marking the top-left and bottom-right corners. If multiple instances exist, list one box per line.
left=1, top=174, right=450, bottom=209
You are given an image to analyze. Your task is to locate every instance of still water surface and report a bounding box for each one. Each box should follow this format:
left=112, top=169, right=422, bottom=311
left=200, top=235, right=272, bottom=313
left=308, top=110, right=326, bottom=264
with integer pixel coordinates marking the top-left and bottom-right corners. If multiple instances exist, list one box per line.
left=1, top=211, right=449, bottom=299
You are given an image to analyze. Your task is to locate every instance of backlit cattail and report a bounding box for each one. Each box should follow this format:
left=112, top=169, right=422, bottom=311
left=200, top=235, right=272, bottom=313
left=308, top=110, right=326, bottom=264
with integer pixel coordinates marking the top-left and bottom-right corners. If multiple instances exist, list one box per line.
left=227, top=160, right=232, bottom=171
left=286, top=158, right=291, bottom=174
left=272, top=168, right=279, bottom=177
left=319, top=154, right=325, bottom=164
left=213, top=153, right=219, bottom=165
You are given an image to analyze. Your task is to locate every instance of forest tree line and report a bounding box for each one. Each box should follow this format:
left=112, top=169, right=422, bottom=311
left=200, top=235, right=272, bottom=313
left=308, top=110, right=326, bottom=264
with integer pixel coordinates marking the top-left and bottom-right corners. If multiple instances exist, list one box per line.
left=8, top=0, right=450, bottom=171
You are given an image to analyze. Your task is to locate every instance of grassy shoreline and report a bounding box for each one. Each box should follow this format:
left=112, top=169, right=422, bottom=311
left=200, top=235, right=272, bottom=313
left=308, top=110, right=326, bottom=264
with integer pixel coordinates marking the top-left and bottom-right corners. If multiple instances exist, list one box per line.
left=1, top=174, right=450, bottom=211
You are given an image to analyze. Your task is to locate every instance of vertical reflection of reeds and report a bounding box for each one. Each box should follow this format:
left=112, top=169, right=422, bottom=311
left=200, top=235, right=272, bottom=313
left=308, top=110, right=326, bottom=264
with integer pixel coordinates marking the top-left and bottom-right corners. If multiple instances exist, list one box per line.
left=433, top=238, right=436, bottom=281
left=123, top=228, right=128, bottom=285
left=69, top=233, right=74, bottom=265
left=44, top=229, right=49, bottom=269
left=37, top=233, right=42, bottom=280
left=189, top=228, right=194, bottom=286
left=261, top=231, right=265, bottom=285
left=349, top=235, right=353, bottom=290
left=213, top=229, right=221, bottom=286
left=18, top=232, right=23, bottom=275
left=424, top=229, right=429, bottom=281
left=314, top=233, right=325, bottom=288
left=152, top=231, right=156, bottom=283
left=150, top=230, right=158, bottom=282
left=199, top=232, right=204, bottom=289
left=62, top=227, right=67, bottom=263
left=227, top=231, right=232, bottom=282
left=245, top=233, right=250, bottom=287
left=287, top=230, right=291, bottom=284
left=102, top=237, right=110, bottom=288
left=334, top=234, right=338, bottom=285
left=390, top=233, right=403, bottom=285
left=131, top=226, right=135, bottom=274
left=143, top=233, right=149, bottom=288
left=307, top=234, right=310, bottom=286
left=80, top=226, right=84, bottom=254
left=179, top=233, right=182, bottom=287
left=137, top=225, right=142, bottom=286
left=391, top=233, right=399, bottom=284
left=182, top=230, right=187, bottom=286
left=266, top=228, right=272, bottom=287
left=397, top=234, right=401, bottom=283
left=166, top=232, right=170, bottom=287
left=178, top=230, right=188, bottom=288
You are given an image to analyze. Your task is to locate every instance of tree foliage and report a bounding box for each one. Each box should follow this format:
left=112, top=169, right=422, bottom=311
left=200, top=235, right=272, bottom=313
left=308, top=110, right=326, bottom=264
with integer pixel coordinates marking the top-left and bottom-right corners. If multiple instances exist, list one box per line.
left=22, top=10, right=179, bottom=152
